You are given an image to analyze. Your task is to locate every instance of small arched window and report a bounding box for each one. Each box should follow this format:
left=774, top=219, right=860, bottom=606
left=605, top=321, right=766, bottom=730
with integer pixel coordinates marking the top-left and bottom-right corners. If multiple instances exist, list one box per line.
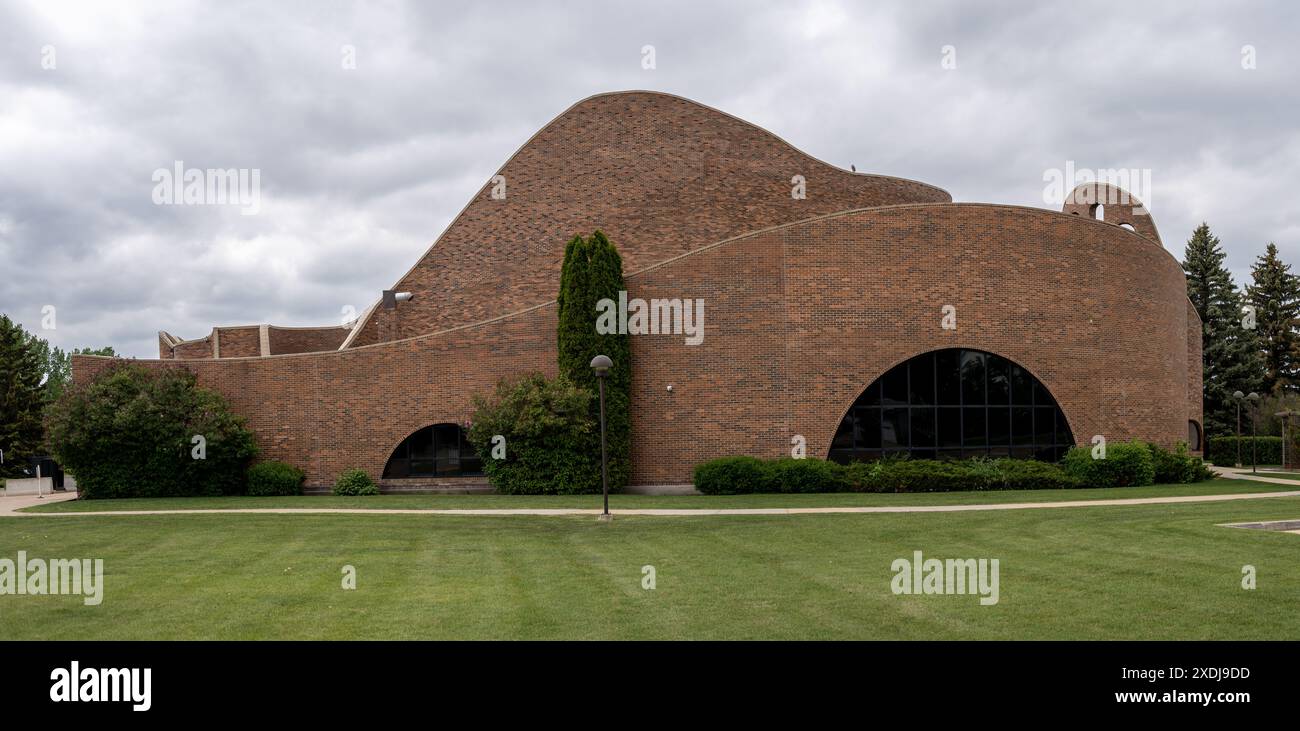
left=383, top=423, right=482, bottom=478
left=1187, top=420, right=1202, bottom=451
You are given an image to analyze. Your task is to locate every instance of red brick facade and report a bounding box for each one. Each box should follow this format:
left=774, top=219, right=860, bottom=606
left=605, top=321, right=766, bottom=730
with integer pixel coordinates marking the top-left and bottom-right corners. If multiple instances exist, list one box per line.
left=76, top=91, right=1202, bottom=488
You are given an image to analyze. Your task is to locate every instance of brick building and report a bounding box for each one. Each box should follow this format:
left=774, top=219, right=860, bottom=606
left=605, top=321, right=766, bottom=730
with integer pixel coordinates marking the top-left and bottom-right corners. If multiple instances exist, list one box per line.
left=74, top=91, right=1203, bottom=490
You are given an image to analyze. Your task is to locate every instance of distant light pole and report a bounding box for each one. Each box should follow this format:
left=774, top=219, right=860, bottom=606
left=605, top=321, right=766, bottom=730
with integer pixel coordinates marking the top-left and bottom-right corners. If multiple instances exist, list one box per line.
left=1233, top=391, right=1246, bottom=467
left=1277, top=411, right=1296, bottom=469
left=590, top=355, right=613, bottom=521
left=1247, top=392, right=1260, bottom=473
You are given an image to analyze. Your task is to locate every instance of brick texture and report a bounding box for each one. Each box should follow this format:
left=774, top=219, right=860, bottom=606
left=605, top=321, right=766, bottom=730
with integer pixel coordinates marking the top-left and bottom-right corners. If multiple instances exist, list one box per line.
left=77, top=91, right=1202, bottom=488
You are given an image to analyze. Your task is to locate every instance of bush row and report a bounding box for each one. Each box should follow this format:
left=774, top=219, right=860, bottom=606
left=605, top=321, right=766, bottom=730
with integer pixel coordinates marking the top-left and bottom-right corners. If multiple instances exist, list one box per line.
left=693, top=442, right=1212, bottom=494
left=1205, top=436, right=1284, bottom=467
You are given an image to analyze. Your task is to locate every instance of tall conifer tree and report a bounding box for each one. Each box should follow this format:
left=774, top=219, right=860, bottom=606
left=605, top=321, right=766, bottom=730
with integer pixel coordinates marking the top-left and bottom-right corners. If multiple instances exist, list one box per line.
left=1182, top=223, right=1265, bottom=438
left=1246, top=242, right=1300, bottom=395
left=0, top=314, right=49, bottom=476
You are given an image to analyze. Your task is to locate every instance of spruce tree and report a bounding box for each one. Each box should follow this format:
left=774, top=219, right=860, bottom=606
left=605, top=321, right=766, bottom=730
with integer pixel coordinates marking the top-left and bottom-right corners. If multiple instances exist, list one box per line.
left=0, top=314, right=49, bottom=476
left=1246, top=242, right=1300, bottom=395
left=1182, top=223, right=1265, bottom=439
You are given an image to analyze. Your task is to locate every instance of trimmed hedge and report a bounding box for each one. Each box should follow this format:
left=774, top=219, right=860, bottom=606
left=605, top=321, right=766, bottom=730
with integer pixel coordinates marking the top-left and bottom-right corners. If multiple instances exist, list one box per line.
left=695, top=442, right=1214, bottom=495
left=1206, top=436, right=1283, bottom=467
left=247, top=461, right=305, bottom=496
left=695, top=456, right=1078, bottom=494
left=693, top=456, right=770, bottom=495
left=333, top=468, right=379, bottom=496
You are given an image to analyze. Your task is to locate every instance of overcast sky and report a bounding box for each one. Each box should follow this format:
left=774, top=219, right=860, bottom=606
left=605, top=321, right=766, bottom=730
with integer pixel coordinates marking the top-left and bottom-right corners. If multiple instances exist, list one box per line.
left=1, top=0, right=1297, bottom=358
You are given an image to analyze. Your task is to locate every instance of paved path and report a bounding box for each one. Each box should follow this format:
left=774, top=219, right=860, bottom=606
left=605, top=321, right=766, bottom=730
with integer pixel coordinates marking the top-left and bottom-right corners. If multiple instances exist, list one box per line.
left=2, top=482, right=1298, bottom=518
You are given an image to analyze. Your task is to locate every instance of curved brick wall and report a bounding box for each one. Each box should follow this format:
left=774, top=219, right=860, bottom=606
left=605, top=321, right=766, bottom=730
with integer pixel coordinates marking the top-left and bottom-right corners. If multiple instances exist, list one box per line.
left=345, top=90, right=950, bottom=347
left=75, top=202, right=1200, bottom=488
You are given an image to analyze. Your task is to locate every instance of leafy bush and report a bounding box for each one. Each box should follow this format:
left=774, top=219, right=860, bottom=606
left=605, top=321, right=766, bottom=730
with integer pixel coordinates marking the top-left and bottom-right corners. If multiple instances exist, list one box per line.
left=693, top=456, right=771, bottom=495
left=247, top=461, right=305, bottom=496
left=333, top=468, right=378, bottom=496
left=1206, top=436, right=1283, bottom=467
left=45, top=362, right=258, bottom=499
left=1062, top=441, right=1156, bottom=488
left=768, top=457, right=853, bottom=493
left=467, top=373, right=602, bottom=495
left=1146, top=442, right=1213, bottom=484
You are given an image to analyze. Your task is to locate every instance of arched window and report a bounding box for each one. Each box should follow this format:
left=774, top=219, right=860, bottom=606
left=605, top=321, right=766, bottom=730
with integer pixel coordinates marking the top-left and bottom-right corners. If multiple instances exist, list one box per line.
left=1187, top=420, right=1202, bottom=451
left=383, top=423, right=482, bottom=478
left=829, top=348, right=1075, bottom=463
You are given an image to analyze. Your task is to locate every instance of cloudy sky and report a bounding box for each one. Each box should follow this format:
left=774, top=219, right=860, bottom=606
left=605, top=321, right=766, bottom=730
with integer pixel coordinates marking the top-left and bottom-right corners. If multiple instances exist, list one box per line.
left=1, top=0, right=1296, bottom=358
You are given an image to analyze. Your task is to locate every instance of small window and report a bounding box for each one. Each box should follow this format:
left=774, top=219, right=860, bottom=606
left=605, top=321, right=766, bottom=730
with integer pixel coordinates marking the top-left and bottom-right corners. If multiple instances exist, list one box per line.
left=1119, top=222, right=1136, bottom=232
left=1187, top=420, right=1202, bottom=451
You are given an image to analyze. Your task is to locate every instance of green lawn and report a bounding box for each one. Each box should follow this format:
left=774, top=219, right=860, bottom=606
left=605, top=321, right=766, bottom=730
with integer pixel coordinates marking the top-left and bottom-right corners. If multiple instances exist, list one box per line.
left=2, top=490, right=1299, bottom=639
left=16, top=477, right=1293, bottom=513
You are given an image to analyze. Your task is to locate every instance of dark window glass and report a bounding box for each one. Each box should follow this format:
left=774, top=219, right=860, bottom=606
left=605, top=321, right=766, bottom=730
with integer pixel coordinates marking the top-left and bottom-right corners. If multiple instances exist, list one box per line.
left=1035, top=407, right=1055, bottom=445
left=988, top=407, right=1010, bottom=445
left=1012, top=407, right=1034, bottom=446
left=936, top=350, right=961, bottom=404
left=1033, top=380, right=1052, bottom=407
left=383, top=423, right=484, bottom=478
left=857, top=408, right=881, bottom=448
left=1011, top=365, right=1033, bottom=405
left=1187, top=420, right=1202, bottom=451
left=882, top=408, right=909, bottom=449
left=937, top=407, right=962, bottom=448
left=832, top=414, right=854, bottom=449
left=960, top=351, right=987, bottom=404
left=963, top=407, right=987, bottom=447
left=987, top=356, right=1010, bottom=405
left=828, top=349, right=1072, bottom=464
left=911, top=407, right=936, bottom=449
left=909, top=354, right=935, bottom=405
left=882, top=366, right=909, bottom=406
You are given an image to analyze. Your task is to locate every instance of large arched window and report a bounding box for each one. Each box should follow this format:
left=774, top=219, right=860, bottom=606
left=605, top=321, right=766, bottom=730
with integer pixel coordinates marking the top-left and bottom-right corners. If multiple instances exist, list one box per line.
left=829, top=349, right=1075, bottom=463
left=382, top=423, right=482, bottom=478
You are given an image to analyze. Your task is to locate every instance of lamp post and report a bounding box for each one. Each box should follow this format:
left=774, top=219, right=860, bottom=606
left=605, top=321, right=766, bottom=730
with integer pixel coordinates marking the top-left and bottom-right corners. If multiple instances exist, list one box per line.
left=1233, top=391, right=1245, bottom=467
left=1277, top=411, right=1296, bottom=469
left=590, top=354, right=613, bottom=521
left=1247, top=392, right=1260, bottom=473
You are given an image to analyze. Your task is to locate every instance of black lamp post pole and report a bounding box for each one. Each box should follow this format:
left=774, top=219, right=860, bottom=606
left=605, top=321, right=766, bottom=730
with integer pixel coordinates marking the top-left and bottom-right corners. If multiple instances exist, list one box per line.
left=590, top=355, right=613, bottom=520
left=598, top=374, right=609, bottom=517
left=1236, top=401, right=1242, bottom=467
left=1251, top=407, right=1258, bottom=474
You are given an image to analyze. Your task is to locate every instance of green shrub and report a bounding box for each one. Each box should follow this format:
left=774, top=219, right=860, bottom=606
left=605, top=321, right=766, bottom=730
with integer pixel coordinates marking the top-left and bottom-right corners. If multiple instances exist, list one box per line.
left=1206, top=436, right=1282, bottom=467
left=1145, top=442, right=1213, bottom=484
left=467, top=373, right=602, bottom=495
left=333, top=468, right=378, bottom=496
left=866, top=459, right=995, bottom=493
left=1062, top=440, right=1156, bottom=488
left=694, top=456, right=771, bottom=495
left=247, top=461, right=304, bottom=496
left=45, top=362, right=258, bottom=499
left=768, top=458, right=852, bottom=493
left=990, top=458, right=1080, bottom=490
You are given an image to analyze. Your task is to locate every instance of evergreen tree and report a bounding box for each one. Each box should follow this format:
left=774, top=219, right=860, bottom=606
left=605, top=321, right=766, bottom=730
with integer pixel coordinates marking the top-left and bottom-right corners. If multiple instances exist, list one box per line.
left=0, top=314, right=49, bottom=476
left=1182, top=223, right=1265, bottom=439
left=1246, top=242, right=1300, bottom=394
left=555, top=231, right=632, bottom=491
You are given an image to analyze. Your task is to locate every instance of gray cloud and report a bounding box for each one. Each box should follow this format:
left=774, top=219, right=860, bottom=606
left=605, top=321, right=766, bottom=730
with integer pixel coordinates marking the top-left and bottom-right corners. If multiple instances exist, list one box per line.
left=1, top=0, right=1296, bottom=357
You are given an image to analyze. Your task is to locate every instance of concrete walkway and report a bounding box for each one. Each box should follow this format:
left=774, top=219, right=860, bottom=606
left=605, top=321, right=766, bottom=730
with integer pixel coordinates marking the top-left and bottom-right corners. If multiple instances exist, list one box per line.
left=2, top=483, right=1298, bottom=518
